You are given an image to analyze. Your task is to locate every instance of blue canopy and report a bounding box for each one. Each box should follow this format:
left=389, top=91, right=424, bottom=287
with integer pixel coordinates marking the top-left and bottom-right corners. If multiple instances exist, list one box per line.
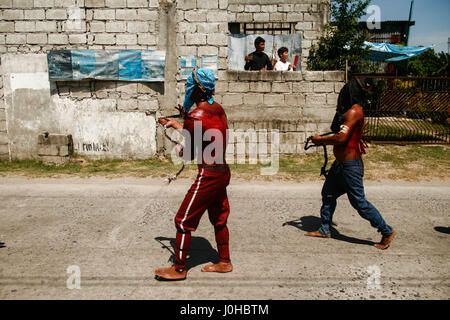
left=363, top=41, right=433, bottom=62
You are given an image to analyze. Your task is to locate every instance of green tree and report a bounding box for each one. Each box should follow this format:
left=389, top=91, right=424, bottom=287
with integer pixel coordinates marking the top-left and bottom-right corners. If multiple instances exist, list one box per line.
left=307, top=0, right=371, bottom=71
left=398, top=49, right=449, bottom=77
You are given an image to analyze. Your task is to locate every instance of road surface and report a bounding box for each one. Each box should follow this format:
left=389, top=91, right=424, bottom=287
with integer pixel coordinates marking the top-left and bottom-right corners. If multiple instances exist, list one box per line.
left=0, top=177, right=449, bottom=300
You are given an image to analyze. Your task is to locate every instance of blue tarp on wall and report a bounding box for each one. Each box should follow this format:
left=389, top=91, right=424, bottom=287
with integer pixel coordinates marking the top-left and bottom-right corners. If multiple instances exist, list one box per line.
left=118, top=50, right=142, bottom=81
left=47, top=50, right=165, bottom=82
left=48, top=50, right=73, bottom=80
left=180, top=55, right=197, bottom=80
left=72, top=50, right=96, bottom=80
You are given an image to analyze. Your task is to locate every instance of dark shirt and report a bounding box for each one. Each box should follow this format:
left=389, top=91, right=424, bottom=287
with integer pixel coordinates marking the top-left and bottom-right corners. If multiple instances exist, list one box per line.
left=244, top=51, right=273, bottom=71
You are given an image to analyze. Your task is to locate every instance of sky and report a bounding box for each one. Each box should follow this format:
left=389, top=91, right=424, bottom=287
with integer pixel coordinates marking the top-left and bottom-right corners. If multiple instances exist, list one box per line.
left=359, top=0, right=450, bottom=53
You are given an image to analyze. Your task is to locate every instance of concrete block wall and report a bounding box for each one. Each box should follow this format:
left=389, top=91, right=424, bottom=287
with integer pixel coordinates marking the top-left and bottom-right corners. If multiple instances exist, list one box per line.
left=1, top=53, right=158, bottom=161
left=175, top=0, right=228, bottom=58
left=37, top=132, right=73, bottom=164
left=217, top=70, right=344, bottom=155
left=0, top=1, right=164, bottom=160
left=0, top=74, right=8, bottom=160
left=0, top=0, right=160, bottom=53
left=56, top=80, right=162, bottom=112
left=173, top=0, right=338, bottom=157
left=0, top=0, right=342, bottom=160
left=227, top=0, right=330, bottom=72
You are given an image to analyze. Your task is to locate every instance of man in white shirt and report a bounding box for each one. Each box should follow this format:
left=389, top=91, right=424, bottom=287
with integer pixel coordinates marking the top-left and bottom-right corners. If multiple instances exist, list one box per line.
left=273, top=47, right=296, bottom=72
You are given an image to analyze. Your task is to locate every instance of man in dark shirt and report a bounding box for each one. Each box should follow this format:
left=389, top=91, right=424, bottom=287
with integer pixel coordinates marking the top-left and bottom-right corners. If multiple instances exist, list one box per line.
left=244, top=36, right=273, bottom=71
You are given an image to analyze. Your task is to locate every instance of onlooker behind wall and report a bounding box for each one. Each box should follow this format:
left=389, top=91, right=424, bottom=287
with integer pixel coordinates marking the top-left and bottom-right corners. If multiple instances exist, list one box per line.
left=273, top=47, right=297, bottom=72
left=244, top=36, right=273, bottom=71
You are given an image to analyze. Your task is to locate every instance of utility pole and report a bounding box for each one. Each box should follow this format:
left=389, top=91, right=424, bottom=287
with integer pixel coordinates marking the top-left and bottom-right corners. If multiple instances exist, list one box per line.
left=406, top=0, right=414, bottom=46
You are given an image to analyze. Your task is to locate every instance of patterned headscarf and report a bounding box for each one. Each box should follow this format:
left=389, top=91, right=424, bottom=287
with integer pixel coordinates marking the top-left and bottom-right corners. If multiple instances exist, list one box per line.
left=182, top=68, right=215, bottom=112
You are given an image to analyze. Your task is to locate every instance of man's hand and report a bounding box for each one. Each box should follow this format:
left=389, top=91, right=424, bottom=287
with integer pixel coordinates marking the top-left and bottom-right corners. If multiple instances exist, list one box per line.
left=158, top=117, right=182, bottom=130
left=311, top=134, right=323, bottom=145
left=175, top=144, right=183, bottom=157
left=359, top=122, right=369, bottom=154
left=175, top=104, right=186, bottom=119
left=245, top=55, right=253, bottom=63
left=359, top=139, right=367, bottom=154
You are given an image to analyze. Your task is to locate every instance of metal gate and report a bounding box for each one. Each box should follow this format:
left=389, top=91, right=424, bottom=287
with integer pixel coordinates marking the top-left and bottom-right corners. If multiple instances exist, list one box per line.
left=356, top=75, right=450, bottom=144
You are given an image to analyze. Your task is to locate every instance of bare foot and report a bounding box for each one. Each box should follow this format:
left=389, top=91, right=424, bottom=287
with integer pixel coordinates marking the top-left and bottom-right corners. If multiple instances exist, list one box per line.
left=374, top=230, right=396, bottom=250
left=304, top=230, right=331, bottom=238
left=154, top=266, right=187, bottom=281
left=201, top=262, right=233, bottom=273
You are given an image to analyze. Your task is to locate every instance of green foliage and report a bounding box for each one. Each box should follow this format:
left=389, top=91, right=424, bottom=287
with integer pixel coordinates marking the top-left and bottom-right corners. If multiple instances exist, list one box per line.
left=1, top=145, right=449, bottom=182
left=307, top=0, right=371, bottom=71
left=396, top=49, right=450, bottom=77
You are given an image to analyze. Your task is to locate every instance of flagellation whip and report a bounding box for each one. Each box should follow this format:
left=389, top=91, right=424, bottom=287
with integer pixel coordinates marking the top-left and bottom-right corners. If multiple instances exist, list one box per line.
left=157, top=104, right=188, bottom=185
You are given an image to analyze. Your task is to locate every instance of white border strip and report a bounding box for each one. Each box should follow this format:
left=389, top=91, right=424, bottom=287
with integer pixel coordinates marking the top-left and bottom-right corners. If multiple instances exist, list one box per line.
left=179, top=168, right=204, bottom=259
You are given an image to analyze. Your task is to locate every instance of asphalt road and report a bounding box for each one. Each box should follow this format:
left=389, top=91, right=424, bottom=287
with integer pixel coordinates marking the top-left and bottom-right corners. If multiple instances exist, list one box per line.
left=0, top=177, right=449, bottom=300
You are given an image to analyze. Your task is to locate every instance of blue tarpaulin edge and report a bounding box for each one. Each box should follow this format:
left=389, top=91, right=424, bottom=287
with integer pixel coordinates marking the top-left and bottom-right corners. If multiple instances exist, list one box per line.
left=363, top=41, right=434, bottom=62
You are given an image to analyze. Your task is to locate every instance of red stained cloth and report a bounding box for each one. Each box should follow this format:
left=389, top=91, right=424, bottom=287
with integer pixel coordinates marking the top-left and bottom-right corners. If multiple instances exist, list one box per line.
left=174, top=167, right=231, bottom=269
left=182, top=101, right=229, bottom=166
left=173, top=101, right=231, bottom=269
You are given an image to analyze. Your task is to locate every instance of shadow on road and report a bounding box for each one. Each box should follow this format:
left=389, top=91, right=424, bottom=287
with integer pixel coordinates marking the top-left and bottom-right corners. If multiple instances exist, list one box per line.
left=434, top=226, right=450, bottom=234
left=282, top=215, right=376, bottom=247
left=155, top=236, right=219, bottom=271
left=0, top=242, right=5, bottom=248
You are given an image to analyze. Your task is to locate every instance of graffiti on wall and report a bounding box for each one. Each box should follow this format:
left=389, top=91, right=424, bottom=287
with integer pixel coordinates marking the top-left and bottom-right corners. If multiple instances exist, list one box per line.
left=80, top=142, right=110, bottom=152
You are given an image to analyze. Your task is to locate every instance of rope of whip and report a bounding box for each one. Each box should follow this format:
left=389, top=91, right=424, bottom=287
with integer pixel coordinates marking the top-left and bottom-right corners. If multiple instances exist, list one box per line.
left=158, top=112, right=187, bottom=185
left=304, top=132, right=334, bottom=177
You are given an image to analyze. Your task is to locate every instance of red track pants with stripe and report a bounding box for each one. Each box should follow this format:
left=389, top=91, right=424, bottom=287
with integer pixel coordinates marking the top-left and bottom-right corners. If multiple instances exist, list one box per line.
left=174, top=166, right=231, bottom=270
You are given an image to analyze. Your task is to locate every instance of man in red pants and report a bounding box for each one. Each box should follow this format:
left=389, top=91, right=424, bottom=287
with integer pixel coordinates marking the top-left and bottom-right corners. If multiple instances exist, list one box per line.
left=155, top=68, right=232, bottom=280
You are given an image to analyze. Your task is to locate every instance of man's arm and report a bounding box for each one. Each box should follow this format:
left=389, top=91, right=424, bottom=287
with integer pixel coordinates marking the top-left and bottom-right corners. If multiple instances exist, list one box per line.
left=311, top=105, right=363, bottom=145
left=266, top=54, right=273, bottom=70
left=272, top=59, right=277, bottom=70
left=158, top=117, right=185, bottom=157
left=244, top=53, right=253, bottom=70
left=158, top=117, right=183, bottom=131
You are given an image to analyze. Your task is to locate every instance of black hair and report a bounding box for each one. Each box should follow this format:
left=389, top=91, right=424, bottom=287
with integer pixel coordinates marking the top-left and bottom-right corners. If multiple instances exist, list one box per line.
left=254, top=36, right=265, bottom=47
left=277, top=47, right=288, bottom=58
left=330, top=78, right=373, bottom=133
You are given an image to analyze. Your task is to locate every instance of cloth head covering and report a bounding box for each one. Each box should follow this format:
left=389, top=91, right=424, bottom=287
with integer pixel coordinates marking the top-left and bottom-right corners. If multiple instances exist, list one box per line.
left=182, top=68, right=216, bottom=112
left=330, top=78, right=373, bottom=133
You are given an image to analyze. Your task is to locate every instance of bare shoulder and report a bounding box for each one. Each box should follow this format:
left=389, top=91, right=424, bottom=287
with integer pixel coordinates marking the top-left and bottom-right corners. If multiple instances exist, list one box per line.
left=346, top=104, right=364, bottom=119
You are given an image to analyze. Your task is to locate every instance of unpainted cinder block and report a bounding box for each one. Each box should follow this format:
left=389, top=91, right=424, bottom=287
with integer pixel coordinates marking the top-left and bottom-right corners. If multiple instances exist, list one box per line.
left=38, top=132, right=50, bottom=145
left=59, top=145, right=69, bottom=156
left=49, top=134, right=69, bottom=146
left=38, top=145, right=59, bottom=156
left=40, top=155, right=69, bottom=165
